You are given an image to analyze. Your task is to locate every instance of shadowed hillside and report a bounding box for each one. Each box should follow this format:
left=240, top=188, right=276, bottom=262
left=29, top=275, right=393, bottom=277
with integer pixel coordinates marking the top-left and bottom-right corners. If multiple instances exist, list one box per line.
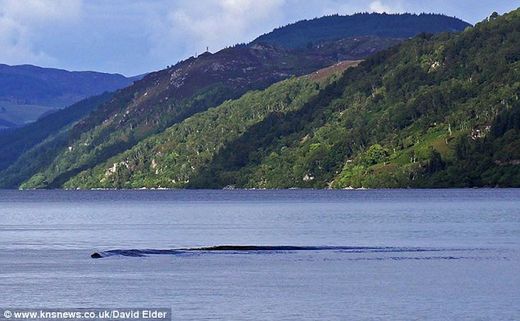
left=252, top=13, right=470, bottom=49
left=0, top=12, right=471, bottom=189
left=62, top=9, right=520, bottom=189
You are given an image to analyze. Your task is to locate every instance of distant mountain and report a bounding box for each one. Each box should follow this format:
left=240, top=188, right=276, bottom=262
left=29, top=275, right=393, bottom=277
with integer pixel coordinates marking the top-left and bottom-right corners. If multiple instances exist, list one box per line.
left=252, top=13, right=471, bottom=49
left=0, top=64, right=135, bottom=126
left=0, top=12, right=472, bottom=188
left=0, top=93, right=113, bottom=176
left=0, top=119, right=17, bottom=129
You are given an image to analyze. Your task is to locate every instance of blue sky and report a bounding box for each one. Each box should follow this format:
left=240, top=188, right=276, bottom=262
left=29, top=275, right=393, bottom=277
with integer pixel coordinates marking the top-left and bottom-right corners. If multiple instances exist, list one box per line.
left=0, top=0, right=517, bottom=76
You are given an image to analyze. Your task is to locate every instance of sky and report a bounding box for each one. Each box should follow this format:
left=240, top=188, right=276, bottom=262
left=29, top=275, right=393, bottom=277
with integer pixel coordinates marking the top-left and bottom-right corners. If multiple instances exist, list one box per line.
left=0, top=0, right=518, bottom=76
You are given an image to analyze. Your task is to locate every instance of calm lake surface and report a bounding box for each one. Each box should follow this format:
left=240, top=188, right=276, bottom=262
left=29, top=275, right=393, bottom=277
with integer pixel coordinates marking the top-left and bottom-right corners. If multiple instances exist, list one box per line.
left=0, top=189, right=519, bottom=320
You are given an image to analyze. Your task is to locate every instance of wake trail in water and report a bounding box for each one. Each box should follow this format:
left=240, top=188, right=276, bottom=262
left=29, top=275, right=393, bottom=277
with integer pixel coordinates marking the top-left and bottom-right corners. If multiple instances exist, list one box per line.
left=90, top=245, right=481, bottom=259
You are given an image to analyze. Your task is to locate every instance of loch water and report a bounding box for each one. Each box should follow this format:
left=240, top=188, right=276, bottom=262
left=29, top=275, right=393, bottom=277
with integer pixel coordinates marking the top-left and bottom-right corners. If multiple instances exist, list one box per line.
left=0, top=189, right=519, bottom=320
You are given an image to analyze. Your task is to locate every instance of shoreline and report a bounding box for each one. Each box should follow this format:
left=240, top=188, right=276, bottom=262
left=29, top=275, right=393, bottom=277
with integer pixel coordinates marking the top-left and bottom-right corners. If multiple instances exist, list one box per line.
left=2, top=186, right=518, bottom=191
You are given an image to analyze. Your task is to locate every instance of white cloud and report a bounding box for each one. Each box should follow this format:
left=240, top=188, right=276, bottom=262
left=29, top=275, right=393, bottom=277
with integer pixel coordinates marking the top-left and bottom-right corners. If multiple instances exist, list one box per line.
left=148, top=0, right=286, bottom=62
left=0, top=0, right=514, bottom=75
left=1, top=0, right=82, bottom=22
left=0, top=0, right=82, bottom=65
left=369, top=0, right=397, bottom=13
left=0, top=10, right=52, bottom=65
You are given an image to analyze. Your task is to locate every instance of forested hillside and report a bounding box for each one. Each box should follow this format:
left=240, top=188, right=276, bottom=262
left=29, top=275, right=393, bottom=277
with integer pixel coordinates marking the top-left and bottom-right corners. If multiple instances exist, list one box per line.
left=0, top=12, right=468, bottom=189
left=60, top=62, right=357, bottom=189
left=57, top=9, right=520, bottom=189
left=0, top=43, right=369, bottom=189
left=252, top=13, right=470, bottom=49
left=240, top=9, right=520, bottom=188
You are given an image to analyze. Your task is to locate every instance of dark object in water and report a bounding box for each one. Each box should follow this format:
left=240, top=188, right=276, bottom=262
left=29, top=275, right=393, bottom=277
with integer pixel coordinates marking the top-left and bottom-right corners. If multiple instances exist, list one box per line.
left=89, top=245, right=470, bottom=259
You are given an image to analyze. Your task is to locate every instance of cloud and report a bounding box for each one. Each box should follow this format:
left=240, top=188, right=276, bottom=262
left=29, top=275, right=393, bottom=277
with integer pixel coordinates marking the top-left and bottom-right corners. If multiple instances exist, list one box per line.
left=0, top=0, right=82, bottom=65
left=0, top=0, right=516, bottom=75
left=369, top=0, right=398, bottom=13
left=0, top=10, right=51, bottom=65
left=1, top=0, right=82, bottom=22
left=148, top=0, right=286, bottom=62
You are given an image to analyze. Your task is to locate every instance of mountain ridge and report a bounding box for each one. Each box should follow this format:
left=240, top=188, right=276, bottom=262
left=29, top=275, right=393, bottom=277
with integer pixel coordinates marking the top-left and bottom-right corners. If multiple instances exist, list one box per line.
left=61, top=9, right=520, bottom=189
left=0, top=64, right=136, bottom=127
left=0, top=12, right=472, bottom=188
left=252, top=12, right=471, bottom=49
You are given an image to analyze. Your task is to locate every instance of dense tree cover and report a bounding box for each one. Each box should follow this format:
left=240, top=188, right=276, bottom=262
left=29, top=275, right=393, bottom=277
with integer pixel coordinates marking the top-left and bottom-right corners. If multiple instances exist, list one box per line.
left=15, top=10, right=520, bottom=189
left=61, top=76, right=329, bottom=188
left=252, top=13, right=470, bottom=49
left=237, top=9, right=520, bottom=188
left=8, top=12, right=458, bottom=189
left=0, top=68, right=259, bottom=188
left=15, top=85, right=237, bottom=189
left=427, top=102, right=520, bottom=187
left=8, top=39, right=379, bottom=189
left=20, top=9, right=520, bottom=189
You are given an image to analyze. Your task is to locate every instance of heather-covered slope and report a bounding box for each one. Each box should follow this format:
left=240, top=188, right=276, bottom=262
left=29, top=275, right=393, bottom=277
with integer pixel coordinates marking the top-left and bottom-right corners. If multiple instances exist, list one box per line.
left=2, top=12, right=472, bottom=189
left=60, top=62, right=357, bottom=189
left=61, top=9, right=520, bottom=189
left=5, top=44, right=368, bottom=189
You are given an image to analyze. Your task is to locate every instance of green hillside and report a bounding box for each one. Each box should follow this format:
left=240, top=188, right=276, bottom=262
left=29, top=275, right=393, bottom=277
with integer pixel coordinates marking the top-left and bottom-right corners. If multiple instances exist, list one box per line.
left=0, top=93, right=113, bottom=172
left=55, top=9, right=520, bottom=189
left=240, top=9, right=520, bottom=188
left=5, top=10, right=520, bottom=189
left=5, top=39, right=394, bottom=189
left=4, top=12, right=465, bottom=189
left=41, top=67, right=349, bottom=189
